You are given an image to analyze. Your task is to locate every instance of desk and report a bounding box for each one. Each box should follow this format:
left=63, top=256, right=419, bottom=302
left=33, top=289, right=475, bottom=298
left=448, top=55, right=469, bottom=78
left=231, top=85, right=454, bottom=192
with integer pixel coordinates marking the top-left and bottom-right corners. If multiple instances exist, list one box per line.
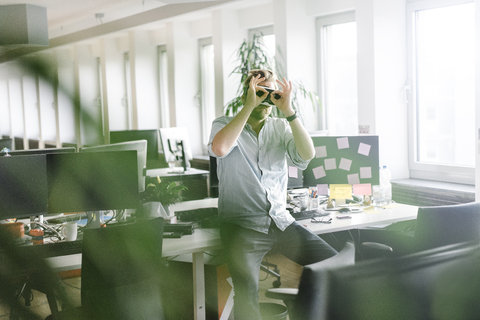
left=46, top=198, right=220, bottom=320
left=46, top=201, right=417, bottom=320
left=147, top=167, right=210, bottom=199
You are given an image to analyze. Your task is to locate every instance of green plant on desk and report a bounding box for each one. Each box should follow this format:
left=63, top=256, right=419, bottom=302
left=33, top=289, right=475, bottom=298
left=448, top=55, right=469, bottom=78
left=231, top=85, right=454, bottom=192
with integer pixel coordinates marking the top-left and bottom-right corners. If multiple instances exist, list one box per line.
left=145, top=177, right=188, bottom=207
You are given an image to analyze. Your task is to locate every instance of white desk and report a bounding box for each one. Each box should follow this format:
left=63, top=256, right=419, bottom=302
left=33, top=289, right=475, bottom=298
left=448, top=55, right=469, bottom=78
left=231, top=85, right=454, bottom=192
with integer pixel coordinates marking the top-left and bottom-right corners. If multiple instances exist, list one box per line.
left=47, top=200, right=417, bottom=320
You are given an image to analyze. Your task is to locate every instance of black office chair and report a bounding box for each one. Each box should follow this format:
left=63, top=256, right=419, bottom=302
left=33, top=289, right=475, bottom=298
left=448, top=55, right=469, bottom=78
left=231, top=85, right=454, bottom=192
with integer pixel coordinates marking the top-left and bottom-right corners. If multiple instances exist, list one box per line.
left=320, top=241, right=480, bottom=320
left=46, top=217, right=166, bottom=320
left=265, top=241, right=355, bottom=320
left=361, top=201, right=480, bottom=258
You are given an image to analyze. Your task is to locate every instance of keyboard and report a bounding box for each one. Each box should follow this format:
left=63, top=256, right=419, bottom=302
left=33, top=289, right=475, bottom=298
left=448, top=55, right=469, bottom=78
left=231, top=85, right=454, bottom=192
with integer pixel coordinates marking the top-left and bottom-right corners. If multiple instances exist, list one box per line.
left=175, top=207, right=218, bottom=222
left=17, top=240, right=83, bottom=258
left=291, top=209, right=330, bottom=221
left=47, top=212, right=88, bottom=224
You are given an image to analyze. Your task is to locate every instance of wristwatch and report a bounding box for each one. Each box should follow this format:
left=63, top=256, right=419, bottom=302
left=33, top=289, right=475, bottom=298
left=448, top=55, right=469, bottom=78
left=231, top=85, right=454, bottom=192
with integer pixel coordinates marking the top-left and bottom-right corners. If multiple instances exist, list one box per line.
left=286, top=111, right=298, bottom=122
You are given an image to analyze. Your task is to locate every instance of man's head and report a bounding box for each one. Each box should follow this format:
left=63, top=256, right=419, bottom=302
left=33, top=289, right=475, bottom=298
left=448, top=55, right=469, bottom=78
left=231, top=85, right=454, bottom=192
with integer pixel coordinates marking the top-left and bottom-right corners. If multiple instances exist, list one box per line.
left=242, top=69, right=279, bottom=121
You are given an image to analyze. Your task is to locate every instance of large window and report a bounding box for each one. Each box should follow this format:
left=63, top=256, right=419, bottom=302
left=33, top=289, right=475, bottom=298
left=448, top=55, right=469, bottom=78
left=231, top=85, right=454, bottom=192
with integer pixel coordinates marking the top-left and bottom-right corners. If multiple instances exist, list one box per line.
left=157, top=45, right=170, bottom=128
left=317, top=12, right=357, bottom=136
left=407, top=0, right=475, bottom=184
left=199, top=38, right=215, bottom=153
left=249, top=26, right=276, bottom=70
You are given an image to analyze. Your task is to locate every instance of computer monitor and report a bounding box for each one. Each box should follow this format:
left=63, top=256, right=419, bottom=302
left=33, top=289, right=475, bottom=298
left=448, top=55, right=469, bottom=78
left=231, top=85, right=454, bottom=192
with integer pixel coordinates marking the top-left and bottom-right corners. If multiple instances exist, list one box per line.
left=81, top=140, right=147, bottom=193
left=7, top=147, right=77, bottom=156
left=110, top=130, right=165, bottom=169
left=0, top=138, right=13, bottom=152
left=0, top=155, right=48, bottom=220
left=46, top=151, right=139, bottom=214
left=303, top=135, right=380, bottom=187
left=158, top=127, right=193, bottom=172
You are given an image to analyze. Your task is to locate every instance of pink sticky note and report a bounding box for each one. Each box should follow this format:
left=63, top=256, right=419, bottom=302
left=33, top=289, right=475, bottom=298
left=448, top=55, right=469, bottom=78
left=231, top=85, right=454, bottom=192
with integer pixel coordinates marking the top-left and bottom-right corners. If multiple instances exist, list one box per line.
left=289, top=166, right=298, bottom=178
left=317, top=184, right=329, bottom=195
left=312, top=166, right=326, bottom=179
left=353, top=183, right=372, bottom=196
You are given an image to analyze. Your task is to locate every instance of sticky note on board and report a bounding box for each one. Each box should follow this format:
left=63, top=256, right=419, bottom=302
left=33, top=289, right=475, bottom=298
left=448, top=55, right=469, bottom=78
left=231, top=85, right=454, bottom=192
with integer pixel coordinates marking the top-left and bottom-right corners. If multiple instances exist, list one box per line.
left=347, top=173, right=360, bottom=185
left=353, top=183, right=372, bottom=195
left=317, top=184, right=329, bottom=195
left=358, top=143, right=371, bottom=156
left=315, top=146, right=327, bottom=158
left=339, top=158, right=352, bottom=171
left=360, top=167, right=372, bottom=179
left=329, top=184, right=352, bottom=199
left=337, top=137, right=349, bottom=149
left=289, top=166, right=298, bottom=178
left=312, top=166, right=326, bottom=179
left=324, top=158, right=337, bottom=170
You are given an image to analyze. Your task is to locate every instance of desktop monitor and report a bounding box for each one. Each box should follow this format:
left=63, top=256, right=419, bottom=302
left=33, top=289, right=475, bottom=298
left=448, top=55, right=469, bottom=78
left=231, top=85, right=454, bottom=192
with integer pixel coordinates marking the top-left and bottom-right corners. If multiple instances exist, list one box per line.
left=7, top=147, right=77, bottom=156
left=158, top=127, right=193, bottom=171
left=303, top=135, right=380, bottom=187
left=81, top=140, right=148, bottom=193
left=110, top=130, right=165, bottom=169
left=0, top=155, right=48, bottom=219
left=0, top=138, right=13, bottom=151
left=46, top=151, right=139, bottom=214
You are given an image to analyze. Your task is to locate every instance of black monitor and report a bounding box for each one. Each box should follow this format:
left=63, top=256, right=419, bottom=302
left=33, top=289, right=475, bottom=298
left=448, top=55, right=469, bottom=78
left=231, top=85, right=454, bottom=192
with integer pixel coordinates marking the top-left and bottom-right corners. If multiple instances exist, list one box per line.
left=303, top=135, right=380, bottom=187
left=0, top=138, right=13, bottom=152
left=46, top=151, right=139, bottom=214
left=0, top=155, right=48, bottom=219
left=7, top=147, right=76, bottom=156
left=158, top=127, right=193, bottom=172
left=81, top=140, right=148, bottom=193
left=110, top=130, right=165, bottom=169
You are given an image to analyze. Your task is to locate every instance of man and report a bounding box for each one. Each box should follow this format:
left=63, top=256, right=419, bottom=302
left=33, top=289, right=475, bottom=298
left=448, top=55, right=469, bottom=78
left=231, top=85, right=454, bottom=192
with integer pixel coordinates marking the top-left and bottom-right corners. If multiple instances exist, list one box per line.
left=208, top=69, right=337, bottom=319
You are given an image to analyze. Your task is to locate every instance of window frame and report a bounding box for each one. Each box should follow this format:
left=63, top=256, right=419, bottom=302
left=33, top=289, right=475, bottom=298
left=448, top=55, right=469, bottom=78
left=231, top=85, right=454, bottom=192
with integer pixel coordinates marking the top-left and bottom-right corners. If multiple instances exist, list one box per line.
left=406, top=0, right=475, bottom=185
left=198, top=37, right=215, bottom=154
left=157, top=45, right=170, bottom=129
left=316, top=11, right=356, bottom=133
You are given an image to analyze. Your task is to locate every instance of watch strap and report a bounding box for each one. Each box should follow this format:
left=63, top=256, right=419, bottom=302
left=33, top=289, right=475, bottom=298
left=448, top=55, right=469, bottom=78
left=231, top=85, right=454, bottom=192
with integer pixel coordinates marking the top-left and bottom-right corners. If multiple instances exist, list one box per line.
left=286, top=111, right=298, bottom=122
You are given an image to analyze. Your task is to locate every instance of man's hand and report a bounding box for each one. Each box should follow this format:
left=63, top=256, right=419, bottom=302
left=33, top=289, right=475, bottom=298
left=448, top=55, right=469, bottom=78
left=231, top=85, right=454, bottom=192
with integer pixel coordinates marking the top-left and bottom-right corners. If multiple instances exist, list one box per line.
left=244, top=75, right=268, bottom=109
left=271, top=78, right=295, bottom=117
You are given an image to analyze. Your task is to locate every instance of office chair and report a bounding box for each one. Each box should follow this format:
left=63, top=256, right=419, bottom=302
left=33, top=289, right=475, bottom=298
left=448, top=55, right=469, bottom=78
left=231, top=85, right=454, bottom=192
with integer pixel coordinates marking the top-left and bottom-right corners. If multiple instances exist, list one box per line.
left=45, top=217, right=166, bottom=320
left=361, top=201, right=480, bottom=258
left=320, top=241, right=480, bottom=320
left=265, top=241, right=355, bottom=320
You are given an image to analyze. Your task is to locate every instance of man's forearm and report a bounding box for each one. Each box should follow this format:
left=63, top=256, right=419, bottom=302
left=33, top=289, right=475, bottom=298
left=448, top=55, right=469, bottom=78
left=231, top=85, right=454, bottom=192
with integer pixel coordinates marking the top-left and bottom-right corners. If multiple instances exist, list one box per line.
left=211, top=106, right=253, bottom=157
left=289, top=117, right=315, bottom=161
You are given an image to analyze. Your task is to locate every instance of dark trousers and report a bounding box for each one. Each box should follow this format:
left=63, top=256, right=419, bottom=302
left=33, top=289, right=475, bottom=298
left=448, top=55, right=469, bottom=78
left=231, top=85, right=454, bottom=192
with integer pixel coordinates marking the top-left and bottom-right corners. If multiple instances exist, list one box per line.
left=220, top=221, right=338, bottom=320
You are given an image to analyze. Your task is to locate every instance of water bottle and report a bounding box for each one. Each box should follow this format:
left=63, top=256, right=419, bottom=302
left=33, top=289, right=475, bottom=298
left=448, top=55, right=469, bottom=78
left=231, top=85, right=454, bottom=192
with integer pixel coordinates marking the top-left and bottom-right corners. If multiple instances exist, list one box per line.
left=380, top=166, right=392, bottom=205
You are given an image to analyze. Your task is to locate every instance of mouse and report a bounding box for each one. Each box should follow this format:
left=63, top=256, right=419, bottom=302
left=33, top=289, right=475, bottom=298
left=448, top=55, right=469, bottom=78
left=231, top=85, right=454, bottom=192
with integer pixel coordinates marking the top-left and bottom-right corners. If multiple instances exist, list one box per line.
left=339, top=208, right=351, bottom=213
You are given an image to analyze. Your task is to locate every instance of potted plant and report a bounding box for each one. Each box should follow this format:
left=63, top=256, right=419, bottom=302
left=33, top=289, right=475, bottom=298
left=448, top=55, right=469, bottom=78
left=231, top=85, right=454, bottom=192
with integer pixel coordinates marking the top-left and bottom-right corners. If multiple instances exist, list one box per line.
left=145, top=178, right=188, bottom=215
left=224, top=33, right=321, bottom=118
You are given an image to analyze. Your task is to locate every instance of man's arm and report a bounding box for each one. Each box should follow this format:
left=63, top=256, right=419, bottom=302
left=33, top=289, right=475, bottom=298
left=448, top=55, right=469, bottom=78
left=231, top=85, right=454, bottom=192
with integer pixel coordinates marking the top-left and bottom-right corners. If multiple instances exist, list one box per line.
left=211, top=75, right=266, bottom=157
left=271, top=78, right=315, bottom=161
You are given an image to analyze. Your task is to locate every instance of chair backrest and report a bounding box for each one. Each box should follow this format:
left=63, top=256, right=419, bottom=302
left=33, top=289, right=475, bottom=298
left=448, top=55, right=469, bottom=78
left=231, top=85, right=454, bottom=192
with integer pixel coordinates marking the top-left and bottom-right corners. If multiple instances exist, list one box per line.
left=321, top=241, right=480, bottom=320
left=81, top=217, right=165, bottom=320
left=414, top=202, right=480, bottom=252
left=291, top=241, right=356, bottom=320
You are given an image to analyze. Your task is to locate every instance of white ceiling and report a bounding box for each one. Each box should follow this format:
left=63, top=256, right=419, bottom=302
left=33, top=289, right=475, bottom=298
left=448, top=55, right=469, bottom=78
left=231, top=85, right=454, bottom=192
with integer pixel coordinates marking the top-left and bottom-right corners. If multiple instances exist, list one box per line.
left=0, top=0, right=224, bottom=39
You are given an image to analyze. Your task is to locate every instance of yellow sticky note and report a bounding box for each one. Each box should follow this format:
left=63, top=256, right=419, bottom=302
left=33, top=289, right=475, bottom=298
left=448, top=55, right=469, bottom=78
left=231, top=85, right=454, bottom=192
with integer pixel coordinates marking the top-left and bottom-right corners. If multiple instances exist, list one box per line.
left=329, top=184, right=352, bottom=199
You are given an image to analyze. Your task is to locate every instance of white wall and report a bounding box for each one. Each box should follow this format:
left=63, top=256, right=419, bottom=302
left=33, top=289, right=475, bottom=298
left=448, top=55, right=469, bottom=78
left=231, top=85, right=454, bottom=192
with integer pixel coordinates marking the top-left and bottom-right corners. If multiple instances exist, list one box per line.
left=0, top=77, right=10, bottom=137
left=476, top=0, right=480, bottom=201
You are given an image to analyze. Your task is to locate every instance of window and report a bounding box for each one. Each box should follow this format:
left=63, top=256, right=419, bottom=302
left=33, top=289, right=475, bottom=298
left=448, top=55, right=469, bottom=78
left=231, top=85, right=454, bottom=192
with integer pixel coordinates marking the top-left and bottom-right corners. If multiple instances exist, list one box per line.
left=157, top=45, right=170, bottom=128
left=249, top=26, right=276, bottom=70
left=407, top=0, right=475, bottom=184
left=123, top=52, right=133, bottom=130
left=199, top=38, right=215, bottom=153
left=316, top=12, right=357, bottom=135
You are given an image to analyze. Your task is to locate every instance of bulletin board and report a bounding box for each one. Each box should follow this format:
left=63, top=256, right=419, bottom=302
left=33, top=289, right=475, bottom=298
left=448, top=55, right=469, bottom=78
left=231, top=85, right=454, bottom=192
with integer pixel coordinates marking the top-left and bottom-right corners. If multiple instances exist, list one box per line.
left=302, top=136, right=380, bottom=187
